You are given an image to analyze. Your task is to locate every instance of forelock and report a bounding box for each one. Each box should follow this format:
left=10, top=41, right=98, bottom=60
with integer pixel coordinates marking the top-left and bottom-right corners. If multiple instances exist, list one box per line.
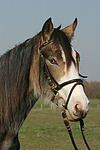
left=52, top=28, right=74, bottom=67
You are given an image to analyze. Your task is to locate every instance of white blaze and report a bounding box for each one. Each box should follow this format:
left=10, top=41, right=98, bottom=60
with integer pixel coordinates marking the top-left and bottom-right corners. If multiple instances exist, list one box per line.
left=61, top=48, right=66, bottom=73
left=58, top=47, right=89, bottom=120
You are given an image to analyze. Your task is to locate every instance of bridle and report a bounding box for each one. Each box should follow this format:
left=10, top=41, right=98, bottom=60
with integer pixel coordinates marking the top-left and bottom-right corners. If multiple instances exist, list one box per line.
left=39, top=40, right=91, bottom=150
left=39, top=40, right=87, bottom=111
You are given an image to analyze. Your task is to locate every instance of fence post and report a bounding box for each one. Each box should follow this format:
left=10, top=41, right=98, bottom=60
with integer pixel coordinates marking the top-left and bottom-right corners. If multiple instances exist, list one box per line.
left=41, top=104, right=42, bottom=110
left=97, top=104, right=99, bottom=108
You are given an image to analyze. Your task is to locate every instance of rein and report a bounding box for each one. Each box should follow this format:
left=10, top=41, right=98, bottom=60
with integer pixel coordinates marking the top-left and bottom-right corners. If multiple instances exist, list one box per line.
left=39, top=40, right=91, bottom=150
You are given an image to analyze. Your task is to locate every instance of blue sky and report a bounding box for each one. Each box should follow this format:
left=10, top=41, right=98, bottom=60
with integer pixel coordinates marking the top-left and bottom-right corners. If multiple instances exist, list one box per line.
left=0, top=0, right=100, bottom=81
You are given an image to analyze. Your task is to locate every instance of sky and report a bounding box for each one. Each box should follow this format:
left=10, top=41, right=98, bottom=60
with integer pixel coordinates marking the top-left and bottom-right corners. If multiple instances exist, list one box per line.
left=0, top=0, right=100, bottom=81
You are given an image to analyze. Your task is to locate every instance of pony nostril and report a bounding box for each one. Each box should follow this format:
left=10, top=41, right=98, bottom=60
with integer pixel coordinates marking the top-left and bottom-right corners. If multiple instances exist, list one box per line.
left=74, top=103, right=83, bottom=116
left=88, top=101, right=90, bottom=108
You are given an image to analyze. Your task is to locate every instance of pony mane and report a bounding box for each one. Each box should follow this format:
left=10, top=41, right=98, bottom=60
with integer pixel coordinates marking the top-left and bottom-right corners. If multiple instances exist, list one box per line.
left=0, top=37, right=35, bottom=109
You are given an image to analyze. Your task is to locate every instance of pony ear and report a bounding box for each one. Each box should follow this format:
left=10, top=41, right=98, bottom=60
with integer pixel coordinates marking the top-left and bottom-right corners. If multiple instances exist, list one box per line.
left=42, top=18, right=54, bottom=42
left=63, top=18, right=78, bottom=41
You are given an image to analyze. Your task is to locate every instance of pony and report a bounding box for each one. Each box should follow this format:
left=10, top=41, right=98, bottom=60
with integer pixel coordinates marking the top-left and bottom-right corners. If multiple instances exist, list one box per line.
left=0, top=18, right=90, bottom=149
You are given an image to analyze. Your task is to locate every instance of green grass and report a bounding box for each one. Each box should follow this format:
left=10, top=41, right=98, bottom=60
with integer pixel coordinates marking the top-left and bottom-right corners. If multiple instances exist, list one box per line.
left=19, top=99, right=100, bottom=150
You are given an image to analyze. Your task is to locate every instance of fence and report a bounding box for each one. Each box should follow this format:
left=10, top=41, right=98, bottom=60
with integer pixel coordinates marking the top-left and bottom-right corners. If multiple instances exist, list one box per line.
left=35, top=102, right=100, bottom=110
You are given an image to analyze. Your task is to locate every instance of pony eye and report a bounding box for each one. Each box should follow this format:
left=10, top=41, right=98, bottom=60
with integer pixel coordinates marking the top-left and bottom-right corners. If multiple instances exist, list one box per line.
left=49, top=58, right=57, bottom=65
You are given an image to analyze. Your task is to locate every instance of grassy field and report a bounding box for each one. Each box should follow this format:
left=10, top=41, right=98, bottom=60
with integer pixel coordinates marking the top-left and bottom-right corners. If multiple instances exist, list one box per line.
left=19, top=99, right=100, bottom=150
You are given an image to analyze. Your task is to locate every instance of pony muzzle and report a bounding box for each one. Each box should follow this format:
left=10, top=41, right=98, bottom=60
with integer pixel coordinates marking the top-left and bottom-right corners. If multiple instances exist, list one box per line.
left=66, top=102, right=89, bottom=121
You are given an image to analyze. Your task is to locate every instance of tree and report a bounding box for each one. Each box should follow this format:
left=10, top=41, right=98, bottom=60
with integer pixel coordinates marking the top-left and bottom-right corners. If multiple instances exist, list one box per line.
left=84, top=81, right=100, bottom=99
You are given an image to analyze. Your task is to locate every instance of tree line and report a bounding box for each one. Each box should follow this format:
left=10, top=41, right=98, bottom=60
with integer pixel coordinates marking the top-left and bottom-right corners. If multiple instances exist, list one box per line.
left=84, top=81, right=100, bottom=99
